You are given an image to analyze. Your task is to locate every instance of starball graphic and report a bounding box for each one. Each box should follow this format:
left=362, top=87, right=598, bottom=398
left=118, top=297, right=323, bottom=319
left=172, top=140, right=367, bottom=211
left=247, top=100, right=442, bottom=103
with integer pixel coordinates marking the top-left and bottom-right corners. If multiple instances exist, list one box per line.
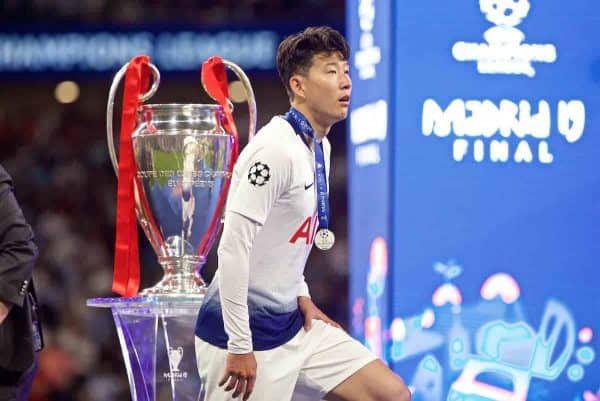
left=452, top=0, right=557, bottom=77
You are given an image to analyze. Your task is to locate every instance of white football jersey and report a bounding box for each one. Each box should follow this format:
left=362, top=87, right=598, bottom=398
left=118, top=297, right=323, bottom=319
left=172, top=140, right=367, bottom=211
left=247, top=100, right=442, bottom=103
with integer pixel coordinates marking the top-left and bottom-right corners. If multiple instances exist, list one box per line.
left=196, top=116, right=331, bottom=350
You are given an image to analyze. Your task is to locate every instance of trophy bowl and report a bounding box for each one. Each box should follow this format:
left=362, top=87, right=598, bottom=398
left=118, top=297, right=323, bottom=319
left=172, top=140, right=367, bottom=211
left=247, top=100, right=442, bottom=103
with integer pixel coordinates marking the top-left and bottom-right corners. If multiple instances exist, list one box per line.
left=133, top=103, right=234, bottom=296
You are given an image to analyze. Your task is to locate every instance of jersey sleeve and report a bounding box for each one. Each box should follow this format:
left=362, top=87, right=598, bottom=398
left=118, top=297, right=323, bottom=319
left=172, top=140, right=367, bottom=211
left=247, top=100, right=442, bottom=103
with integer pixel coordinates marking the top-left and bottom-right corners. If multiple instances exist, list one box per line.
left=298, top=275, right=311, bottom=298
left=227, top=144, right=292, bottom=225
left=217, top=211, right=259, bottom=353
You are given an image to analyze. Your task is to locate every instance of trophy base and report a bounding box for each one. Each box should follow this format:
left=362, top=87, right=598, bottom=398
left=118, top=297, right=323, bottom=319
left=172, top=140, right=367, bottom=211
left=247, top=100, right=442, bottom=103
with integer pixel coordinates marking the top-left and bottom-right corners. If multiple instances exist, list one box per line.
left=87, top=295, right=205, bottom=310
left=87, top=296, right=205, bottom=401
left=139, top=277, right=207, bottom=297
left=141, top=256, right=208, bottom=296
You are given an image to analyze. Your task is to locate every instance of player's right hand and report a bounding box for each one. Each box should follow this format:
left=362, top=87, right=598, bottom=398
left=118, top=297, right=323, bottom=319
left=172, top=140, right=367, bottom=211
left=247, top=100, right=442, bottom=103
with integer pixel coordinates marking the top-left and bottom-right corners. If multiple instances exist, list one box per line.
left=219, top=352, right=257, bottom=400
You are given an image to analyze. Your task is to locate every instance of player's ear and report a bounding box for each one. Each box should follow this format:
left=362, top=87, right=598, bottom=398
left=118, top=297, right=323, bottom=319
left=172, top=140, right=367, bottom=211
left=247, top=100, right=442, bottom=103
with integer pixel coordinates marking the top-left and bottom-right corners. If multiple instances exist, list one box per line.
left=289, top=75, right=305, bottom=100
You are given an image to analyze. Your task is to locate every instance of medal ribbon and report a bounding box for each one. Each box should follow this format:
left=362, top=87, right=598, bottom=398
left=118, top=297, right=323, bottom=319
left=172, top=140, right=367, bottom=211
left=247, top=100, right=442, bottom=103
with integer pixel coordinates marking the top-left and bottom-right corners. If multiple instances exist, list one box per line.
left=112, top=55, right=151, bottom=297
left=283, top=108, right=331, bottom=232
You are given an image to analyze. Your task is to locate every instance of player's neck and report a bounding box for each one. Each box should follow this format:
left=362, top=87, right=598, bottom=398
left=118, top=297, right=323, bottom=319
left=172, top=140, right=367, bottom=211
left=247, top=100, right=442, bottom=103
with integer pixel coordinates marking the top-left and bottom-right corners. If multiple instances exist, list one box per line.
left=291, top=103, right=330, bottom=143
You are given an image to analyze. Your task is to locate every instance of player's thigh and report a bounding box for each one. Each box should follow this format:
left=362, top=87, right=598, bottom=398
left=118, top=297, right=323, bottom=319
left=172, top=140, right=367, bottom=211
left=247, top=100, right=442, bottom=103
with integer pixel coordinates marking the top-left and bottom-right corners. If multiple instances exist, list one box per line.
left=324, top=359, right=411, bottom=401
left=195, top=336, right=301, bottom=401
left=195, top=337, right=227, bottom=400
left=296, top=320, right=377, bottom=400
left=250, top=347, right=302, bottom=401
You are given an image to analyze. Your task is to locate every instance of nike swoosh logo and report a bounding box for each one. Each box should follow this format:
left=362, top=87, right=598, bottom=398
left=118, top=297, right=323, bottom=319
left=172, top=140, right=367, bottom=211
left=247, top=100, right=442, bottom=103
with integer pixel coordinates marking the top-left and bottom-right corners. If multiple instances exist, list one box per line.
left=304, top=182, right=314, bottom=190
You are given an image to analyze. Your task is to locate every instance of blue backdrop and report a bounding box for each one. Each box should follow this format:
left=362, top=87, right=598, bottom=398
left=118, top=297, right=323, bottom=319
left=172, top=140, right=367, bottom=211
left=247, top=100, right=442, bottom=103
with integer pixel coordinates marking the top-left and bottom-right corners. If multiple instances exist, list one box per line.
left=348, top=1, right=599, bottom=400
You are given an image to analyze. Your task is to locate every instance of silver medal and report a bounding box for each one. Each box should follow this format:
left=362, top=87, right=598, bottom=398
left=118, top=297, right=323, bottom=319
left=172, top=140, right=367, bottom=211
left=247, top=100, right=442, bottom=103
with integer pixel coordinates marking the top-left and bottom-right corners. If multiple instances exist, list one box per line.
left=315, top=228, right=335, bottom=250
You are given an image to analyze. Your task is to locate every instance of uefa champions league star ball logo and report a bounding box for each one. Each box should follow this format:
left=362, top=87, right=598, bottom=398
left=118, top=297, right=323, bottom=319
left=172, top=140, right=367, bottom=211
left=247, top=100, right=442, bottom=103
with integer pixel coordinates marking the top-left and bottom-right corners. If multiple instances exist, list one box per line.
left=480, top=0, right=530, bottom=29
left=480, top=0, right=529, bottom=48
left=248, top=161, right=271, bottom=186
left=452, top=0, right=556, bottom=77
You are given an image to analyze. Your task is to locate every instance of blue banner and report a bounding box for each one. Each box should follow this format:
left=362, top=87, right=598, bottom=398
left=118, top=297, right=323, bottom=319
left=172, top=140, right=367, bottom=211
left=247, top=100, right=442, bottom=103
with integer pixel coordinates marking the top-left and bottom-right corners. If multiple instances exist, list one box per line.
left=347, top=0, right=393, bottom=360
left=0, top=23, right=340, bottom=75
left=348, top=0, right=599, bottom=399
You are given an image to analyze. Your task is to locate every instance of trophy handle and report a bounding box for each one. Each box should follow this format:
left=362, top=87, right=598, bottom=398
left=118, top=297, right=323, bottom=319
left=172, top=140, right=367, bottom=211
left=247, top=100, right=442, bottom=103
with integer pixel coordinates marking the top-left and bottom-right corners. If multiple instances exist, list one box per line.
left=221, top=59, right=258, bottom=141
left=106, top=62, right=165, bottom=257
left=106, top=62, right=161, bottom=175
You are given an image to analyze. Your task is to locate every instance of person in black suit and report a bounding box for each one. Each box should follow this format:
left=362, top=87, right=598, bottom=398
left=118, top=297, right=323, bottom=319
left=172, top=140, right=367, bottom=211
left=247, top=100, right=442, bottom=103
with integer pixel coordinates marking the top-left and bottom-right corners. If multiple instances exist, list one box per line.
left=0, top=164, right=43, bottom=401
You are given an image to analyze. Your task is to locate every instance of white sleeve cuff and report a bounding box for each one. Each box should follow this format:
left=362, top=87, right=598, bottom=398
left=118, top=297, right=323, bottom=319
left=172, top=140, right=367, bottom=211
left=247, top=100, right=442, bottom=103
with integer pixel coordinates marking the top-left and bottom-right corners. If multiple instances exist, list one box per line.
left=298, top=278, right=311, bottom=298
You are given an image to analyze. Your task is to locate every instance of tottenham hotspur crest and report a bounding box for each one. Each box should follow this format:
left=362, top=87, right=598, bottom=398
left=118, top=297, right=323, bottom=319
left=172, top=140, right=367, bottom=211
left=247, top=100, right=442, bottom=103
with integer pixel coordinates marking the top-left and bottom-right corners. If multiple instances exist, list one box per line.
left=248, top=161, right=271, bottom=186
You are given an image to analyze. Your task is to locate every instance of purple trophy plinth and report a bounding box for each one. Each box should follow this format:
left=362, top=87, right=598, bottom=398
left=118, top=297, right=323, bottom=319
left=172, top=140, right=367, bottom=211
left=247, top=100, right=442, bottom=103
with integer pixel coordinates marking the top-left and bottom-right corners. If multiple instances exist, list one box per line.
left=87, top=296, right=204, bottom=401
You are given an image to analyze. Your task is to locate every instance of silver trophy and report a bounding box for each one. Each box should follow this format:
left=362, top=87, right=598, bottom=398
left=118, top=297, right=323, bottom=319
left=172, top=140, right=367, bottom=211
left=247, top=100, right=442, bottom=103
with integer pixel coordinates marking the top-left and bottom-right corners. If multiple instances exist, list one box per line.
left=87, top=57, right=256, bottom=401
left=106, top=59, right=256, bottom=297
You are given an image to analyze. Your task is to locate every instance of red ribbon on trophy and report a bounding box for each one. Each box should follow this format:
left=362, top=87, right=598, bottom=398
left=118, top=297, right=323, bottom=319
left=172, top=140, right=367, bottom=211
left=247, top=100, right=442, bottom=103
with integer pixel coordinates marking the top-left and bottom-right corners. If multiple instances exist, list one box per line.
left=199, top=57, right=240, bottom=257
left=201, top=57, right=239, bottom=140
left=112, top=55, right=151, bottom=297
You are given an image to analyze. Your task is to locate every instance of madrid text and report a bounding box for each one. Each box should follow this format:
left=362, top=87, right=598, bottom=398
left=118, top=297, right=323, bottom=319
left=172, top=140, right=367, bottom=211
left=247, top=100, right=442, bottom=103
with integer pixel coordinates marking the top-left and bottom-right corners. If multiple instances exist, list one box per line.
left=422, top=99, right=585, bottom=163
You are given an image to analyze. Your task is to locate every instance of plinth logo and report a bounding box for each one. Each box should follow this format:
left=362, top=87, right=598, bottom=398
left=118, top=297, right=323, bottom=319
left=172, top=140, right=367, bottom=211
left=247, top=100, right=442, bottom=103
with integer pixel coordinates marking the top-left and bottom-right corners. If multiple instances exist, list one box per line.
left=168, top=346, right=183, bottom=372
left=452, top=0, right=557, bottom=77
left=164, top=346, right=188, bottom=381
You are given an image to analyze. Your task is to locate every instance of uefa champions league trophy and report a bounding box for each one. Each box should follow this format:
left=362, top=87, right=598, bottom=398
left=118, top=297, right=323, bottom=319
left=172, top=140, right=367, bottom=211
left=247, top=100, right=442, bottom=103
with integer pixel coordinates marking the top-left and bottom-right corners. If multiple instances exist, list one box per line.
left=88, top=55, right=256, bottom=401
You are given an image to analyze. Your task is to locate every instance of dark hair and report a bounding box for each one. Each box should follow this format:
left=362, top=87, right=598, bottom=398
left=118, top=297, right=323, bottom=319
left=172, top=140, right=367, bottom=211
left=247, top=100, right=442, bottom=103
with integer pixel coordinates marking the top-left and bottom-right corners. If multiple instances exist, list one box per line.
left=276, top=26, right=350, bottom=100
